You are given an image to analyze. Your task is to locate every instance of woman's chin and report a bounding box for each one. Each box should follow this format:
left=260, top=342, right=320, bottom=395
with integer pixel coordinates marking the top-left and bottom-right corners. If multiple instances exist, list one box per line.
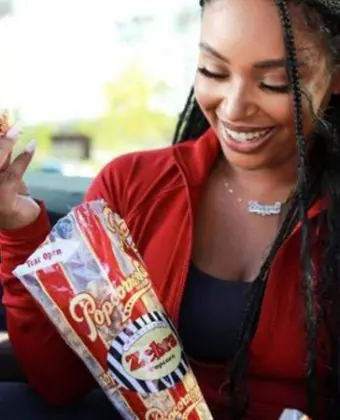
left=220, top=146, right=272, bottom=171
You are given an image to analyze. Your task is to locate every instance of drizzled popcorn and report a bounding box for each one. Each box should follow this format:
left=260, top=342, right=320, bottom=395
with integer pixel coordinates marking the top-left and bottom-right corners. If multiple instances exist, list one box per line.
left=0, top=111, right=10, bottom=137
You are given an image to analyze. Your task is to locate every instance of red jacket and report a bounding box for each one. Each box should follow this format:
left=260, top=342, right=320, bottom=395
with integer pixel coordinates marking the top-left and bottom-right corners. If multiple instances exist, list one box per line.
left=0, top=129, right=331, bottom=419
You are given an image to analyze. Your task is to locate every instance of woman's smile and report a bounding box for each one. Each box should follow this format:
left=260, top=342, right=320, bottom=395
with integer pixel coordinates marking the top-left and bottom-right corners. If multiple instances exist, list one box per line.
left=218, top=121, right=278, bottom=154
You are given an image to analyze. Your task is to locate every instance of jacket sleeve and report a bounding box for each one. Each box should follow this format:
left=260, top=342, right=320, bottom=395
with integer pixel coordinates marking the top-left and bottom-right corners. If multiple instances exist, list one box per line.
left=0, top=161, right=126, bottom=406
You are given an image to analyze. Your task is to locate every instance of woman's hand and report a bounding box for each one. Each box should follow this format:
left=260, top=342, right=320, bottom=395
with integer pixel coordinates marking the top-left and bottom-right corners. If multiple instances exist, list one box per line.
left=0, top=126, right=41, bottom=230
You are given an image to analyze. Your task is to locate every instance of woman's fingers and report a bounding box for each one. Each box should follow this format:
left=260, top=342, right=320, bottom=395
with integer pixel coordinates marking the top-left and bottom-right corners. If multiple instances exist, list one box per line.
left=4, top=140, right=36, bottom=185
left=6, top=125, right=21, bottom=141
left=18, top=180, right=30, bottom=196
left=0, top=118, right=40, bottom=228
left=0, top=125, right=21, bottom=170
left=0, top=139, right=14, bottom=169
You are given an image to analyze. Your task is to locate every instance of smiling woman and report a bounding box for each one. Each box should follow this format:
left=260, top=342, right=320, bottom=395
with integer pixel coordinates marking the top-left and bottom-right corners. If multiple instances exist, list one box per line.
left=173, top=0, right=340, bottom=417
left=194, top=0, right=338, bottom=172
left=1, top=1, right=340, bottom=420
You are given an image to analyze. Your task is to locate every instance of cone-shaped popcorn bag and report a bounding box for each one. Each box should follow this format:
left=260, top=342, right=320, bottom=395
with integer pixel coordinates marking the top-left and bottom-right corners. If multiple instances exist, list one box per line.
left=14, top=200, right=213, bottom=420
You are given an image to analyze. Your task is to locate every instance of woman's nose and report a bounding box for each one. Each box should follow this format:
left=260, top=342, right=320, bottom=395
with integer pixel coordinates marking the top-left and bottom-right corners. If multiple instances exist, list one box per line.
left=218, top=82, right=258, bottom=121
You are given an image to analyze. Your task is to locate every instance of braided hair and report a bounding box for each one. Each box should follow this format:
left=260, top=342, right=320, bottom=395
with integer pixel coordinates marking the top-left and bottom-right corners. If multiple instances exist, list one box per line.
left=173, top=1, right=340, bottom=418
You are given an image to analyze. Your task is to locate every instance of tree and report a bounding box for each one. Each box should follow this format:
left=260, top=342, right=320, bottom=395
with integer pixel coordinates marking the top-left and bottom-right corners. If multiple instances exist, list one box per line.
left=76, top=60, right=176, bottom=152
left=18, top=61, right=176, bottom=165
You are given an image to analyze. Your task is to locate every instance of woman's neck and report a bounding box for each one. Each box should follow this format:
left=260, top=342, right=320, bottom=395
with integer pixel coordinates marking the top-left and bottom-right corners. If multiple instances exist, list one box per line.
left=218, top=155, right=298, bottom=203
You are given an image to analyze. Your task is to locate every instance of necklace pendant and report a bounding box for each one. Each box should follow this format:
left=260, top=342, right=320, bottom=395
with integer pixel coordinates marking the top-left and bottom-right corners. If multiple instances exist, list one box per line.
left=248, top=200, right=282, bottom=216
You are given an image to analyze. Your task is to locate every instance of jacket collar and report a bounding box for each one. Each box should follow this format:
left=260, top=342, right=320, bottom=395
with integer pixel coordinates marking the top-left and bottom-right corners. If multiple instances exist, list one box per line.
left=172, top=127, right=327, bottom=220
left=172, top=127, right=220, bottom=187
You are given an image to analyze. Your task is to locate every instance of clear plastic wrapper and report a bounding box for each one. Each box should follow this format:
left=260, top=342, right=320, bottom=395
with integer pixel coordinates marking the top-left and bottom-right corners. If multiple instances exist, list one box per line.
left=279, top=409, right=311, bottom=420
left=14, top=200, right=213, bottom=420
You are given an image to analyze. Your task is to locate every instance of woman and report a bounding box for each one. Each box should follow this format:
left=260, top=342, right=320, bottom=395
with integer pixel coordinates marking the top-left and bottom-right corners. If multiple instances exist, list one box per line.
left=0, top=0, right=340, bottom=418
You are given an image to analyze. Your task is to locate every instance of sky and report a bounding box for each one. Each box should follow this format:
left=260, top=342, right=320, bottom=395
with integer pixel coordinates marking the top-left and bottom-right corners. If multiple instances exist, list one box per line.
left=0, top=0, right=200, bottom=124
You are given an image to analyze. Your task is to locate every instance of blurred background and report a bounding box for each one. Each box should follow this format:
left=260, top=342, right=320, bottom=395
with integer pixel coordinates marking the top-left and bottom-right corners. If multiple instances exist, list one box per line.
left=0, top=0, right=200, bottom=177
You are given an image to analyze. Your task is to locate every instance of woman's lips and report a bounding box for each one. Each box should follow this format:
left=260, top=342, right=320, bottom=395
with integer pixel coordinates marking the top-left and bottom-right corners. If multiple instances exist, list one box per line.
left=219, top=123, right=278, bottom=154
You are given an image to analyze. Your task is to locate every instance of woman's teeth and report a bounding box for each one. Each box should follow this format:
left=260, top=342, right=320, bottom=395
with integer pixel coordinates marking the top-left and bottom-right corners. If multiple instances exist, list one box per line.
left=222, top=125, right=272, bottom=143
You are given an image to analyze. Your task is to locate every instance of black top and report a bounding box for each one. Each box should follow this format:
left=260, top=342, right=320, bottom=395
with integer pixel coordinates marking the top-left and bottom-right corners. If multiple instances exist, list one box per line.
left=178, top=262, right=252, bottom=363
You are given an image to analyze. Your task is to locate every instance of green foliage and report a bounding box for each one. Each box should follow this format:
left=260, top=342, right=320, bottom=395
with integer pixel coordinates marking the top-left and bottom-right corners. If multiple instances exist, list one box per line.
left=14, top=123, right=56, bottom=170
left=75, top=61, right=176, bottom=152
left=20, top=123, right=56, bottom=153
left=19, top=61, right=177, bottom=163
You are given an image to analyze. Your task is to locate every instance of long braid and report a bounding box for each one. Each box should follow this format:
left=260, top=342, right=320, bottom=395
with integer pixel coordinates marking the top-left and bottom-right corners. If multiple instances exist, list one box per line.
left=317, top=94, right=340, bottom=417
left=275, top=2, right=317, bottom=417
left=303, top=4, right=340, bottom=416
left=228, top=198, right=300, bottom=418
left=172, top=89, right=209, bottom=144
left=172, top=87, right=194, bottom=143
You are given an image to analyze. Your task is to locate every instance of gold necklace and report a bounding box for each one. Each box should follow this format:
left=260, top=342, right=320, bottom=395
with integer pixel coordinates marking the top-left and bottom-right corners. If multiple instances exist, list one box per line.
left=224, top=181, right=294, bottom=216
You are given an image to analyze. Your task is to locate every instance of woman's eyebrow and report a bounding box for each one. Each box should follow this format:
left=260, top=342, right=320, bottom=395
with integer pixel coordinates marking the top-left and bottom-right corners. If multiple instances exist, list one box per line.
left=253, top=59, right=287, bottom=69
left=254, top=58, right=306, bottom=69
left=199, top=41, right=306, bottom=69
left=199, top=42, right=230, bottom=63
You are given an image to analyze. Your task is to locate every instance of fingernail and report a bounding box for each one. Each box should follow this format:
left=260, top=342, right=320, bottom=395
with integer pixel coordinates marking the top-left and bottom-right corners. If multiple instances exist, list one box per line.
left=6, top=124, right=21, bottom=142
left=24, top=139, right=36, bottom=154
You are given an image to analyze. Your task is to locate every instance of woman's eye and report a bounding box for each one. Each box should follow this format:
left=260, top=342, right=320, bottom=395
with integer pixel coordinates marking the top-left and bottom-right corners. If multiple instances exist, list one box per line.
left=260, top=75, right=291, bottom=94
left=197, top=67, right=228, bottom=80
left=260, top=82, right=291, bottom=94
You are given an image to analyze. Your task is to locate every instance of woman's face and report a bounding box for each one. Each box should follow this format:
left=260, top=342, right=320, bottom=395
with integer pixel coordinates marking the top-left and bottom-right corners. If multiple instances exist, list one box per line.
left=195, top=0, right=339, bottom=171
